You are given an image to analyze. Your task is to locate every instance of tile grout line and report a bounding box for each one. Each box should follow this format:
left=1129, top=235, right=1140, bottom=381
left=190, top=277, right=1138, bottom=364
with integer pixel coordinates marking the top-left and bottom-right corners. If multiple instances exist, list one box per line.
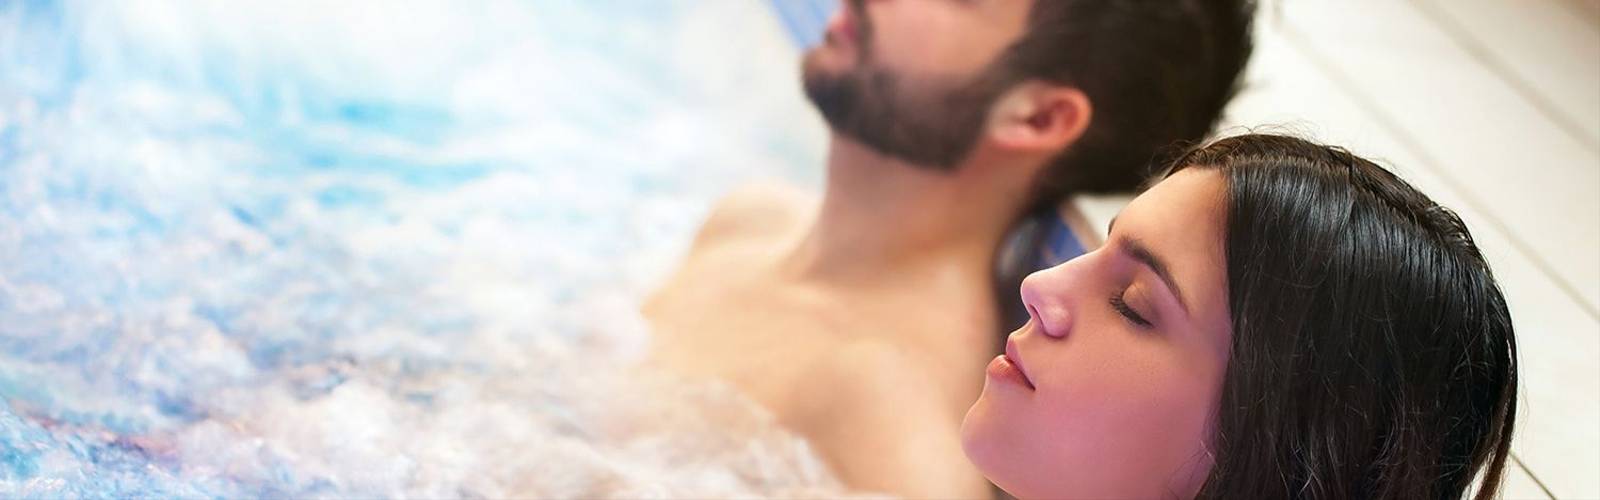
left=1406, top=0, right=1600, bottom=157
left=1511, top=453, right=1558, bottom=499
left=1275, top=19, right=1600, bottom=324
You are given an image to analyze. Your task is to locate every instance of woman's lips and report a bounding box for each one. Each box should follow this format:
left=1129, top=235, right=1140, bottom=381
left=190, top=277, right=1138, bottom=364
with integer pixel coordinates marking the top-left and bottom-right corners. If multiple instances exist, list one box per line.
left=988, top=339, right=1036, bottom=390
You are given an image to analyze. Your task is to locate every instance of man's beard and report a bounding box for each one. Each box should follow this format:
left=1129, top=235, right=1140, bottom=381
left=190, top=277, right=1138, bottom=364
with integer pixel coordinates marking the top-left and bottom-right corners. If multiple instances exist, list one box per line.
left=801, top=23, right=1008, bottom=171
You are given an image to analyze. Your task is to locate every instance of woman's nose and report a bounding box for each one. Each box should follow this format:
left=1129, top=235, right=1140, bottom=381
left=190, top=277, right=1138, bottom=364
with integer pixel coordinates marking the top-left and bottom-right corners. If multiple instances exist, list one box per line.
left=1020, top=267, right=1072, bottom=339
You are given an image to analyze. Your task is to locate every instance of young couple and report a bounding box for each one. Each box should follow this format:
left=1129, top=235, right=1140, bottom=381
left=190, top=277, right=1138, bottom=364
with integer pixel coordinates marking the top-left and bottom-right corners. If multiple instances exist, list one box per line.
left=646, top=1, right=1517, bottom=498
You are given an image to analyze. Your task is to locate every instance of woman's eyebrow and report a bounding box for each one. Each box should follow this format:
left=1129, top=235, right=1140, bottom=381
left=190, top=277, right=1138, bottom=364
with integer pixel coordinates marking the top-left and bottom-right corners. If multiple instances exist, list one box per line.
left=1120, top=237, right=1190, bottom=315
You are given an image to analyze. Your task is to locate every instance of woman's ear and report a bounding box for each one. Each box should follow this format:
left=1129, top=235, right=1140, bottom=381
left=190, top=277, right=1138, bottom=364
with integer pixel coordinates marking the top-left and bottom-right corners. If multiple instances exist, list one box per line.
left=988, top=82, right=1092, bottom=155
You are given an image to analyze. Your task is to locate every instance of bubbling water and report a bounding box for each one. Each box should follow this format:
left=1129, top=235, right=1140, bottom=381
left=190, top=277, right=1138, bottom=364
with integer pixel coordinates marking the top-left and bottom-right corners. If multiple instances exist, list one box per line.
left=0, top=0, right=846, bottom=496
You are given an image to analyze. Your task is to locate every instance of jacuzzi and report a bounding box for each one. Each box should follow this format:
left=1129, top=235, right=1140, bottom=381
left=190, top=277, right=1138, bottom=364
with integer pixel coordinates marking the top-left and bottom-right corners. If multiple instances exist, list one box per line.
left=0, top=0, right=858, bottom=496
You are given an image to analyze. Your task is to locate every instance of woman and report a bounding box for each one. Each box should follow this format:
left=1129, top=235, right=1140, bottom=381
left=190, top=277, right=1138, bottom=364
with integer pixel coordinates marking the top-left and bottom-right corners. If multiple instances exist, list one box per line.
left=962, top=134, right=1517, bottom=499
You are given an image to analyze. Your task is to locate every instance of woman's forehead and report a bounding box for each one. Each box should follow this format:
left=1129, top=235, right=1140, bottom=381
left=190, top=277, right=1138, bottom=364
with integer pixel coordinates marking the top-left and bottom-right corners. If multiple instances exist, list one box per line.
left=1119, top=169, right=1226, bottom=253
left=1119, top=169, right=1233, bottom=340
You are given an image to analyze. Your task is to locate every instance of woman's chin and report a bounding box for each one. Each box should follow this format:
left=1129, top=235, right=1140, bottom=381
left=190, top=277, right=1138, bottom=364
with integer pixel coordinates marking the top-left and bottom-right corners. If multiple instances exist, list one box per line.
left=959, top=397, right=1015, bottom=494
left=959, top=397, right=1069, bottom=500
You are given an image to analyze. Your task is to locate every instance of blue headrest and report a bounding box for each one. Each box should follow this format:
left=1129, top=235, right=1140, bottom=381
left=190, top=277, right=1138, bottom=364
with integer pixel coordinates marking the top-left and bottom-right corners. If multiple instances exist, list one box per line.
left=1035, top=212, right=1088, bottom=269
left=772, top=0, right=837, bottom=48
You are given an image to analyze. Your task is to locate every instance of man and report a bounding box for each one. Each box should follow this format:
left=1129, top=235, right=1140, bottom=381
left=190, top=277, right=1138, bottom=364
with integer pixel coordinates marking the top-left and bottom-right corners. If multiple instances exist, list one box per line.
left=646, top=0, right=1254, bottom=496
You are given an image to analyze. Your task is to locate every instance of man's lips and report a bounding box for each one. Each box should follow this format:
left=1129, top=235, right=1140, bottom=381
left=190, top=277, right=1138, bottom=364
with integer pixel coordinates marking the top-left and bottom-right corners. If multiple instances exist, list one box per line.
left=824, top=3, right=858, bottom=45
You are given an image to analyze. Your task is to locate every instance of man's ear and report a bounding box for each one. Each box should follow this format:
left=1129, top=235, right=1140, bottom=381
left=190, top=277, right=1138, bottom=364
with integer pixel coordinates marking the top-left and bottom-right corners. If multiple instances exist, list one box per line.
left=988, top=82, right=1092, bottom=154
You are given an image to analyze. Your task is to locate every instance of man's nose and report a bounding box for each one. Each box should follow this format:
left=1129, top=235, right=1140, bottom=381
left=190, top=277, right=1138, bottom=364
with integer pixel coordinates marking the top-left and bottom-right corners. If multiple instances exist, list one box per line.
left=1020, top=268, right=1072, bottom=339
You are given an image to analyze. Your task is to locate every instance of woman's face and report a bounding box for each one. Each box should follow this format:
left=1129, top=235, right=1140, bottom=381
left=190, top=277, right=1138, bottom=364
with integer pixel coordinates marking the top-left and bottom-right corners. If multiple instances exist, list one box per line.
left=961, top=168, right=1234, bottom=498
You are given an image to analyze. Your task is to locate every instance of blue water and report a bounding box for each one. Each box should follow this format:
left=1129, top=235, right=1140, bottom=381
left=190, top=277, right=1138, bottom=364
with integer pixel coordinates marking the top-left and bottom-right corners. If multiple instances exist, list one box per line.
left=0, top=0, right=838, bottom=496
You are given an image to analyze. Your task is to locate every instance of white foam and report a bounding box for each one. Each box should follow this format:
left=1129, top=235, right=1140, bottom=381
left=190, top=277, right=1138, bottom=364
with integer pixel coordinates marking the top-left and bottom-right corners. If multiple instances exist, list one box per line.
left=0, top=0, right=843, bottom=496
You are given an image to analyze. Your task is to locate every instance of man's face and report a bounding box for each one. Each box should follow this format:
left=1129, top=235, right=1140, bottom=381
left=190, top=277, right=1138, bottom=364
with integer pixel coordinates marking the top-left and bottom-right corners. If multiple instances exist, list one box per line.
left=802, top=0, right=1034, bottom=170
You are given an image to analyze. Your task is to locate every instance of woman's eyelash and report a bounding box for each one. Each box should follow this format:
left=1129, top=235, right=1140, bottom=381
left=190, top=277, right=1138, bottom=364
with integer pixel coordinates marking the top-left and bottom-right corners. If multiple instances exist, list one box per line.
left=1109, top=292, right=1153, bottom=328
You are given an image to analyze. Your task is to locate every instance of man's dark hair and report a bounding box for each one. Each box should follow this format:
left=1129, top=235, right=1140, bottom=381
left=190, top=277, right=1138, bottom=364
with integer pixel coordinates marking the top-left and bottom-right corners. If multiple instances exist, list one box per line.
left=1176, top=134, right=1518, bottom=499
left=996, top=1, right=1257, bottom=331
left=1001, top=0, right=1257, bottom=201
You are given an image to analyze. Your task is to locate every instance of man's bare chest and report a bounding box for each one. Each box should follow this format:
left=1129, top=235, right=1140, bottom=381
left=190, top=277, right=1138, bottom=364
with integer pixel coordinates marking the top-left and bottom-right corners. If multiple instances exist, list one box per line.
left=645, top=276, right=851, bottom=405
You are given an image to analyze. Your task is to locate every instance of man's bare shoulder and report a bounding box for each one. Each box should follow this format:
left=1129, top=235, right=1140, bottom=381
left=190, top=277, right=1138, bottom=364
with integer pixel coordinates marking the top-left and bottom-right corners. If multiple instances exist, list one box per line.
left=645, top=182, right=812, bottom=325
left=688, top=182, right=815, bottom=254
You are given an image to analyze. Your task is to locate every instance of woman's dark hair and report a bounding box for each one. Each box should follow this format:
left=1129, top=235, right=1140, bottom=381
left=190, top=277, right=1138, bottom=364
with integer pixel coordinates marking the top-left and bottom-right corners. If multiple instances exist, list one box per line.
left=1172, top=134, right=1518, bottom=499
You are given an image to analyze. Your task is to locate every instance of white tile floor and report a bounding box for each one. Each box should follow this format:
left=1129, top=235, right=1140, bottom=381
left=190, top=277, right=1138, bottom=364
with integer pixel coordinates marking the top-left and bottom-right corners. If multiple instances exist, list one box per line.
left=1222, top=1, right=1600, bottom=497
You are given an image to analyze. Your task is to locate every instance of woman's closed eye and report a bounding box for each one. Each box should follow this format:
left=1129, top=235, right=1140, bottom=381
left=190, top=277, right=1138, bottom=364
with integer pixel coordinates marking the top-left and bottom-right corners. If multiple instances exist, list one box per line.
left=1109, top=290, right=1153, bottom=329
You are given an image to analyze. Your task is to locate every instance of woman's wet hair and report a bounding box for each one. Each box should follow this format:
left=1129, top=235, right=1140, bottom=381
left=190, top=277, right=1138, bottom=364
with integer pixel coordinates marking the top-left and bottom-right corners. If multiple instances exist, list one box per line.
left=1173, top=134, right=1517, bottom=499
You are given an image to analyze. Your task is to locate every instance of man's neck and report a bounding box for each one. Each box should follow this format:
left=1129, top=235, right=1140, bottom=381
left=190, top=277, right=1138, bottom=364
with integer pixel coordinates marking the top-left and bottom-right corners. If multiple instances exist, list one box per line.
left=778, top=137, right=1031, bottom=288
